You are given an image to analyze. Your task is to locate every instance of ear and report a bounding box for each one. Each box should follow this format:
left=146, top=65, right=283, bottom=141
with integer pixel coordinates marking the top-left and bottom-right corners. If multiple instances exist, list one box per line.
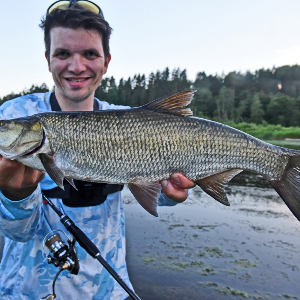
left=45, top=52, right=51, bottom=72
left=103, top=54, right=111, bottom=75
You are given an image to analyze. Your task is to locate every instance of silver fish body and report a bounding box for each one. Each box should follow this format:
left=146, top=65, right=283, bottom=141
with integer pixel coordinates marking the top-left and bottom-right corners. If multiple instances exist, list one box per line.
left=36, top=110, right=289, bottom=183
left=0, top=91, right=299, bottom=219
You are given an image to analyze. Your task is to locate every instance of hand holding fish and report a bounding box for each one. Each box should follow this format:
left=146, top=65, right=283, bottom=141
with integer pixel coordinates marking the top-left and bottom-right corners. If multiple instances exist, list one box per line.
left=0, top=155, right=45, bottom=201
left=160, top=173, right=196, bottom=202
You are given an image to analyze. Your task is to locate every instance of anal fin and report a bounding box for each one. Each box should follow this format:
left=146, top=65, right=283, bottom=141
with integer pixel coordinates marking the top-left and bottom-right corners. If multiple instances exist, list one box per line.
left=128, top=181, right=161, bottom=217
left=40, top=153, right=65, bottom=190
left=196, top=169, right=243, bottom=206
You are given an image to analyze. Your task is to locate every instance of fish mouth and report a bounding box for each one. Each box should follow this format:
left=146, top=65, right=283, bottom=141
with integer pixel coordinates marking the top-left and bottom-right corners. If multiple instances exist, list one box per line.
left=0, top=123, right=26, bottom=151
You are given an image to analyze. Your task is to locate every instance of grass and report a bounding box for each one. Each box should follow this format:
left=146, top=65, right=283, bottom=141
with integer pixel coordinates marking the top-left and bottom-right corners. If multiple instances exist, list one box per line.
left=224, top=122, right=300, bottom=140
left=223, top=122, right=300, bottom=149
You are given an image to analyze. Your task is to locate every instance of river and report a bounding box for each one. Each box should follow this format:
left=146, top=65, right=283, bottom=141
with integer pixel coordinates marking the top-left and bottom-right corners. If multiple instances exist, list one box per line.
left=124, top=170, right=300, bottom=299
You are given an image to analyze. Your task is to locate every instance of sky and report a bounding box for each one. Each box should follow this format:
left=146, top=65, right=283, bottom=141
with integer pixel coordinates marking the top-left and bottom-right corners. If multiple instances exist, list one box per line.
left=0, top=0, right=299, bottom=97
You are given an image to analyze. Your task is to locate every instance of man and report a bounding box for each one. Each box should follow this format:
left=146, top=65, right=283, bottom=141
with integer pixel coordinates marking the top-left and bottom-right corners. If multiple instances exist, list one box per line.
left=0, top=2, right=195, bottom=299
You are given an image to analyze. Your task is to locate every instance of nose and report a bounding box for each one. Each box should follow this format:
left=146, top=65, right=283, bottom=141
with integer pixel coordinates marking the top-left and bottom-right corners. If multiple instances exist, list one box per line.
left=68, top=54, right=86, bottom=74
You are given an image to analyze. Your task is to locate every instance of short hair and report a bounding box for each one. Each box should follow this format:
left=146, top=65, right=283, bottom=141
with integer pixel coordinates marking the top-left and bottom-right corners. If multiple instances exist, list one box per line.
left=39, top=3, right=112, bottom=58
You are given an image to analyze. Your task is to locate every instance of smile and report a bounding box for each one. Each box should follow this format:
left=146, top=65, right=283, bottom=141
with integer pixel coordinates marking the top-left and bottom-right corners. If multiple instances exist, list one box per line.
left=66, top=78, right=88, bottom=82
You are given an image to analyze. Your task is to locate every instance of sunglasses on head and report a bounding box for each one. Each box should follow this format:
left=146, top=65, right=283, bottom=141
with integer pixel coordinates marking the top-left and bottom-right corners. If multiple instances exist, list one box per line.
left=47, top=0, right=104, bottom=17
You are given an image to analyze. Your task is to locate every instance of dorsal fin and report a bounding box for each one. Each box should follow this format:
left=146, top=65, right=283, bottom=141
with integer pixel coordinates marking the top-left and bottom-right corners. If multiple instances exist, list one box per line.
left=141, top=90, right=195, bottom=116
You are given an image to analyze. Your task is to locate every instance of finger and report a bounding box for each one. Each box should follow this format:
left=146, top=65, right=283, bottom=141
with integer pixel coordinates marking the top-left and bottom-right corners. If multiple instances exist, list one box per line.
left=0, top=158, right=44, bottom=189
left=22, top=167, right=45, bottom=187
left=169, top=173, right=196, bottom=189
left=160, top=179, right=189, bottom=202
left=0, top=158, right=25, bottom=185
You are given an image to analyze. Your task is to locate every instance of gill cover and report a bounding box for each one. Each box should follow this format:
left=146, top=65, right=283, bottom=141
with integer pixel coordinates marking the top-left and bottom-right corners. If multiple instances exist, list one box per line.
left=0, top=117, right=44, bottom=159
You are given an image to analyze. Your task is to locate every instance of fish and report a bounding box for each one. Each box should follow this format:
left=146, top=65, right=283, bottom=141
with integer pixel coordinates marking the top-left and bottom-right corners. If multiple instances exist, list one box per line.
left=0, top=90, right=299, bottom=219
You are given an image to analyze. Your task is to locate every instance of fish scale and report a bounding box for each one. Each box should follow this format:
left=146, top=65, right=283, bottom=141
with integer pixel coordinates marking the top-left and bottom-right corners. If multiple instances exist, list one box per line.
left=0, top=90, right=299, bottom=219
left=36, top=109, right=288, bottom=183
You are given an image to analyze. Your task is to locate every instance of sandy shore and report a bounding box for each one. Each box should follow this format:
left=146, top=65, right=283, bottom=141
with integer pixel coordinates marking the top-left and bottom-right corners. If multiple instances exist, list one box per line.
left=123, top=172, right=300, bottom=299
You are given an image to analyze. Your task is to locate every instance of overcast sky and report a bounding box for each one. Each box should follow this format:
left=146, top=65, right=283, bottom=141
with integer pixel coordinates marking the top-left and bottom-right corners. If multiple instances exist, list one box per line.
left=0, top=0, right=299, bottom=97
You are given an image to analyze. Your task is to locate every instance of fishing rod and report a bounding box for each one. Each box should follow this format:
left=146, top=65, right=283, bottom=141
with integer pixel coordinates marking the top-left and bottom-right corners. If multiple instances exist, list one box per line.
left=42, top=193, right=141, bottom=300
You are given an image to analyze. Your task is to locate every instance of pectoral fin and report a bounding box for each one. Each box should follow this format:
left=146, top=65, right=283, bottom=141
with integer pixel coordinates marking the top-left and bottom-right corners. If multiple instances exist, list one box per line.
left=196, top=169, right=243, bottom=206
left=128, top=181, right=162, bottom=217
left=39, top=153, right=65, bottom=190
left=66, top=177, right=78, bottom=191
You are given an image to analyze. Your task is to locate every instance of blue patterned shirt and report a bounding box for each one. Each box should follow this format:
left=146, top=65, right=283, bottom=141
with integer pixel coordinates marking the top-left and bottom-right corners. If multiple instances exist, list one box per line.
left=0, top=92, right=176, bottom=300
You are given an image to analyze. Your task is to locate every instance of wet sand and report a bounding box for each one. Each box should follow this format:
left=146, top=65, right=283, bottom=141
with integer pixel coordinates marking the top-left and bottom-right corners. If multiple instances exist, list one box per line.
left=123, top=172, right=300, bottom=299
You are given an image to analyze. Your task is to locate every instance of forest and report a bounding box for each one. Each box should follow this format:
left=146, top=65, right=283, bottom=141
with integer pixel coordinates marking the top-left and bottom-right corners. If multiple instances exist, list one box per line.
left=1, top=64, right=300, bottom=128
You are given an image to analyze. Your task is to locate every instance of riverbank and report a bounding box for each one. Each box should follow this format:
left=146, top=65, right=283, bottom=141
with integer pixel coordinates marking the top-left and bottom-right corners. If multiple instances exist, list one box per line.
left=265, top=139, right=300, bottom=150
left=226, top=122, right=300, bottom=141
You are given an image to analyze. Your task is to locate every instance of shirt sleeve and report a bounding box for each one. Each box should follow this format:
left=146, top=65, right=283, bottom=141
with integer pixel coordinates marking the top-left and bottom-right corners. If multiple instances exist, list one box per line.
left=96, top=99, right=131, bottom=111
left=0, top=94, right=50, bottom=241
left=158, top=189, right=191, bottom=207
left=0, top=182, right=43, bottom=242
left=158, top=193, right=179, bottom=206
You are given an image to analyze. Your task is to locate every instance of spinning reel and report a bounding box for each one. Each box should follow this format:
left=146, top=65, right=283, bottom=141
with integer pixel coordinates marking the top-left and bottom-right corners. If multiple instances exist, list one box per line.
left=41, top=230, right=79, bottom=299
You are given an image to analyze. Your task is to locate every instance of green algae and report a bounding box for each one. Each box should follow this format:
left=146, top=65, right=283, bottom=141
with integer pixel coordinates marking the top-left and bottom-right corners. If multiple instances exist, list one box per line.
left=168, top=224, right=184, bottom=230
left=190, top=224, right=218, bottom=231
left=220, top=268, right=238, bottom=275
left=198, top=247, right=232, bottom=258
left=216, top=286, right=249, bottom=298
left=281, top=294, right=299, bottom=299
left=171, top=245, right=185, bottom=249
left=143, top=256, right=155, bottom=263
left=200, top=282, right=252, bottom=298
left=199, top=281, right=218, bottom=287
left=169, top=260, right=205, bottom=271
left=233, top=259, right=257, bottom=268
left=199, top=267, right=216, bottom=276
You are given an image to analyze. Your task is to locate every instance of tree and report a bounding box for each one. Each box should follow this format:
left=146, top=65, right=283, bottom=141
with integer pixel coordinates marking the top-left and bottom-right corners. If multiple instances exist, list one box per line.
left=255, top=68, right=280, bottom=95
left=216, top=86, right=235, bottom=120
left=266, top=93, right=297, bottom=126
left=274, top=65, right=300, bottom=98
left=250, top=94, right=264, bottom=124
left=106, top=77, right=119, bottom=104
left=1, top=66, right=300, bottom=127
left=0, top=83, right=50, bottom=105
left=95, top=77, right=109, bottom=101
left=190, top=88, right=214, bottom=118
left=236, top=90, right=253, bottom=122
left=194, top=72, right=223, bottom=96
left=23, top=83, right=50, bottom=95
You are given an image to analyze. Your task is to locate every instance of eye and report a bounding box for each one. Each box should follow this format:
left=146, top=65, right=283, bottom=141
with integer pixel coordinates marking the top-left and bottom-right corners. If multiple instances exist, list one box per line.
left=55, top=51, right=70, bottom=59
left=85, top=51, right=98, bottom=59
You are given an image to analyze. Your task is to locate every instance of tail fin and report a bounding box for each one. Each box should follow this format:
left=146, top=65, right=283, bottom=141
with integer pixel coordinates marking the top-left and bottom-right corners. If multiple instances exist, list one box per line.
left=269, top=156, right=300, bottom=221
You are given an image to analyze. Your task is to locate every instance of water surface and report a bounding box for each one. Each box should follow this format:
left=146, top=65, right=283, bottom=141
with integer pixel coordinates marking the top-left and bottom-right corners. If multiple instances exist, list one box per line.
left=124, top=172, right=300, bottom=299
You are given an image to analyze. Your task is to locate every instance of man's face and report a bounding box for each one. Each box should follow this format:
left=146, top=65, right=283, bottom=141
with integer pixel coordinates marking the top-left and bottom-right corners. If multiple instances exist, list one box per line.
left=46, top=27, right=111, bottom=103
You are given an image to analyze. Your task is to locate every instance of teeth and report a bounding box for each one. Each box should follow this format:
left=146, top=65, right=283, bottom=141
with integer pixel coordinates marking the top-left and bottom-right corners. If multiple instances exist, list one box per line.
left=68, top=79, right=86, bottom=82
